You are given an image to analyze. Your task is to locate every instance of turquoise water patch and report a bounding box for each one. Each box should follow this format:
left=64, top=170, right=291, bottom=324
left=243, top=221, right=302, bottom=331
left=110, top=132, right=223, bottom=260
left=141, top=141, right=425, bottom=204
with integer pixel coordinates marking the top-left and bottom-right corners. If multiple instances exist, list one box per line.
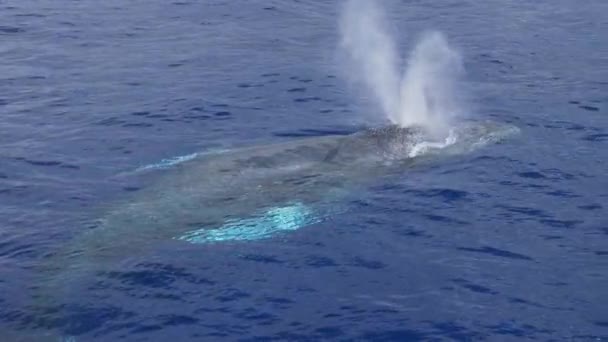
left=176, top=203, right=321, bottom=244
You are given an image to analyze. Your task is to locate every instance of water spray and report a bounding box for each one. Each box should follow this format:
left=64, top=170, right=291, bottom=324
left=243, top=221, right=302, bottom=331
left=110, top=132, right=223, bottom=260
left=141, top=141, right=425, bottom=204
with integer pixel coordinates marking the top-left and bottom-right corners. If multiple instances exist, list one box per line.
left=339, top=0, right=467, bottom=140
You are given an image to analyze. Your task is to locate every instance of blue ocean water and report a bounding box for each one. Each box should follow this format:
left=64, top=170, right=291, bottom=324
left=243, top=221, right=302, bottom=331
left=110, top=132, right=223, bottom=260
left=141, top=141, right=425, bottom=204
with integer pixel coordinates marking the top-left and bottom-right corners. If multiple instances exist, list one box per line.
left=1, top=0, right=607, bottom=341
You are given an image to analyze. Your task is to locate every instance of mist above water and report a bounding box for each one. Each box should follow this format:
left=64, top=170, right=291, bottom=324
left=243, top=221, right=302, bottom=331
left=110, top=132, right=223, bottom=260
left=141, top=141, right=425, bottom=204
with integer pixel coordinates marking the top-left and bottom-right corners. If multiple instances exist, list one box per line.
left=339, top=0, right=466, bottom=139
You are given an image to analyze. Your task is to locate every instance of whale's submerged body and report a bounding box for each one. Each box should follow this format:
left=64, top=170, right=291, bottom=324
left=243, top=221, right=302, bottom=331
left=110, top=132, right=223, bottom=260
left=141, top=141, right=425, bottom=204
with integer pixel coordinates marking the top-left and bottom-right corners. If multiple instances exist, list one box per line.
left=30, top=121, right=518, bottom=331
left=43, top=121, right=518, bottom=279
left=67, top=121, right=516, bottom=252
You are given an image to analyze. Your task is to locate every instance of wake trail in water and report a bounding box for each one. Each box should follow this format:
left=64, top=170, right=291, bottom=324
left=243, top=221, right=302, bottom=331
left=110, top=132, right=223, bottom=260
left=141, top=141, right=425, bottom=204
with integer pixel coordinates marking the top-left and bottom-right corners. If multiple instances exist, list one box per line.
left=339, top=0, right=468, bottom=141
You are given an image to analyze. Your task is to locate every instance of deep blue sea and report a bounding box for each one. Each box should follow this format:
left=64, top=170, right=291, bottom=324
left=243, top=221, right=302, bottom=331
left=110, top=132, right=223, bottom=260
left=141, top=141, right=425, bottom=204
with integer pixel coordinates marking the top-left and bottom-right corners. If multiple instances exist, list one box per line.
left=1, top=1, right=607, bottom=341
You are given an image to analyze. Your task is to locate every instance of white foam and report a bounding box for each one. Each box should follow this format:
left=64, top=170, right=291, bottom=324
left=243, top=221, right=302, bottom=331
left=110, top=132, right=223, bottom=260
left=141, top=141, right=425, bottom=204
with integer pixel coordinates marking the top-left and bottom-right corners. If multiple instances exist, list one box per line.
left=407, top=122, right=520, bottom=158
left=408, top=129, right=458, bottom=158
left=135, top=152, right=200, bottom=172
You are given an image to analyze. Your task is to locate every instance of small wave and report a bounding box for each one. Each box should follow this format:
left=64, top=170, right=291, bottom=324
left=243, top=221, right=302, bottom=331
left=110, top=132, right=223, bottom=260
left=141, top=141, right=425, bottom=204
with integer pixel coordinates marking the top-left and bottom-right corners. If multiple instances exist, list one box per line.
left=135, top=152, right=200, bottom=172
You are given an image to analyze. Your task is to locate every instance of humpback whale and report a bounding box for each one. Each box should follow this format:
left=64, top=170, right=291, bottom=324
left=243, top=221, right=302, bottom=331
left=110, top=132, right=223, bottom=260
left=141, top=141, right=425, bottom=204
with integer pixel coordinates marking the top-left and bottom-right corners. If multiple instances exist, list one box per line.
left=35, top=120, right=518, bottom=290
left=30, top=120, right=517, bottom=340
left=63, top=121, right=517, bottom=254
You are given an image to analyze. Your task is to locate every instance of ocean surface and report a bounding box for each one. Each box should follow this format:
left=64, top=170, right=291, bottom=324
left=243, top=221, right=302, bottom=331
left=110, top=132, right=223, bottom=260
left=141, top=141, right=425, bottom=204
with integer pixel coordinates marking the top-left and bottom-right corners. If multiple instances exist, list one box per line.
left=1, top=0, right=607, bottom=341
